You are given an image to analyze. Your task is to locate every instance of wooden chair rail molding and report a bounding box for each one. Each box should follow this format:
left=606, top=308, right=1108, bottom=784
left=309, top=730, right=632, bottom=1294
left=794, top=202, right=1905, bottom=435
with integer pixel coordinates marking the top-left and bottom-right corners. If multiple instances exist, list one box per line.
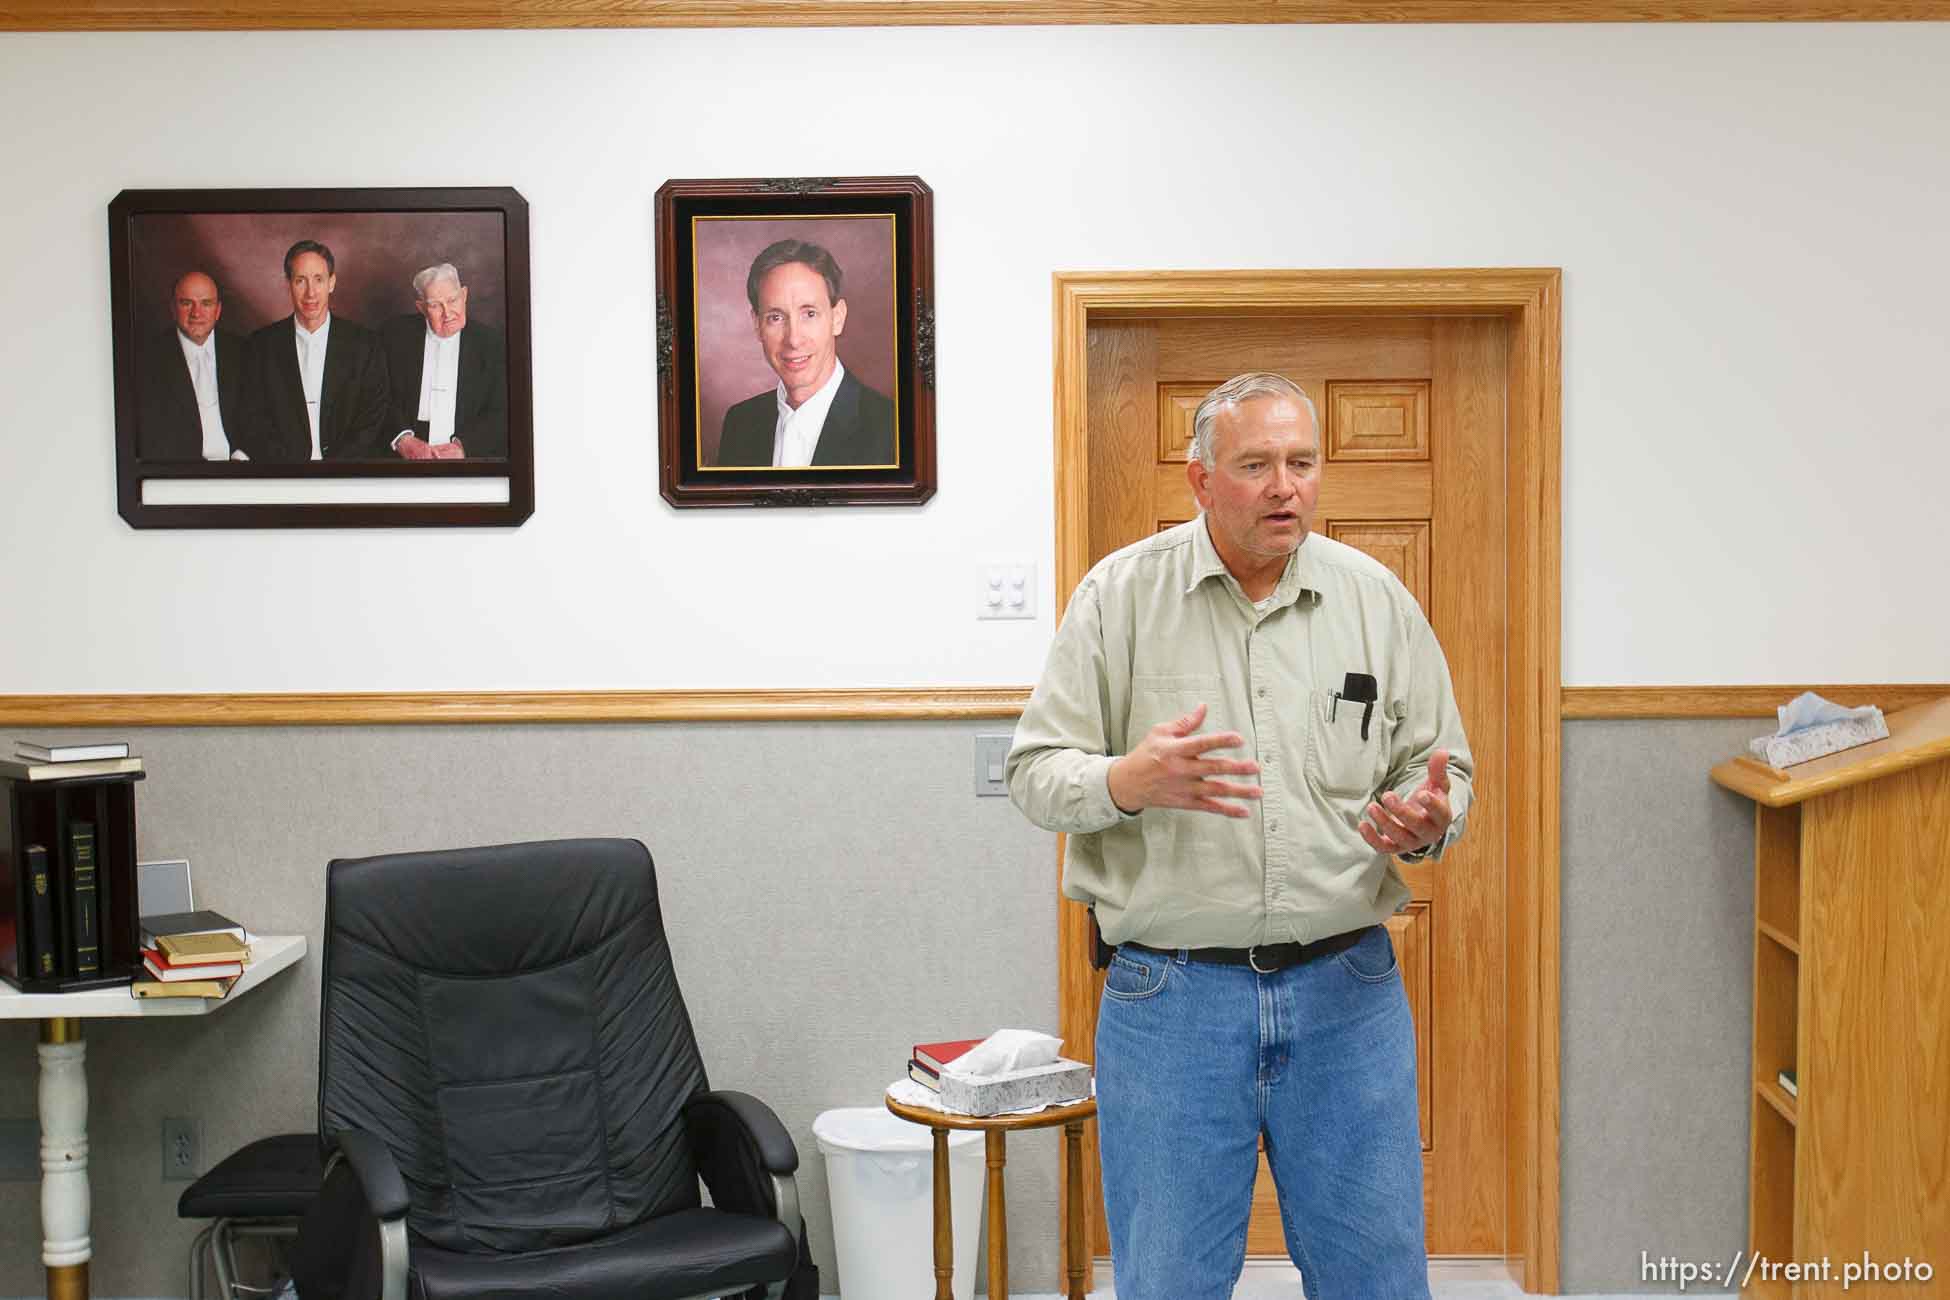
left=0, top=684, right=1941, bottom=725
left=4, top=0, right=1948, bottom=28
left=0, top=688, right=1032, bottom=726
left=1559, top=684, right=1950, bottom=719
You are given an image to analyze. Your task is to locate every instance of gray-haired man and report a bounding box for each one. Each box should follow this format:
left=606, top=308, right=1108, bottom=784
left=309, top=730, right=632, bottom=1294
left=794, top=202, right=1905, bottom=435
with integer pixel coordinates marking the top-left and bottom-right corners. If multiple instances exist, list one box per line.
left=1007, top=371, right=1474, bottom=1299
left=381, top=261, right=509, bottom=460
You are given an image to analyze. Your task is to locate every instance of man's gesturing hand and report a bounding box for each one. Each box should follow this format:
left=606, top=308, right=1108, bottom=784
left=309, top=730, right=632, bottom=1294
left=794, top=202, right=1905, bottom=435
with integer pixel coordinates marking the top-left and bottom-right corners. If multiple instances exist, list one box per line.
left=1359, top=748, right=1453, bottom=857
left=1107, top=703, right=1263, bottom=818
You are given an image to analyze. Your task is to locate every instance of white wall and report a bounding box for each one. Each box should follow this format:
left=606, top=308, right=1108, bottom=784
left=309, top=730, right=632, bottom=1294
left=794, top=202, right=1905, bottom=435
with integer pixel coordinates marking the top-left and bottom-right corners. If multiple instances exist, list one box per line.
left=1, top=24, right=1944, bottom=692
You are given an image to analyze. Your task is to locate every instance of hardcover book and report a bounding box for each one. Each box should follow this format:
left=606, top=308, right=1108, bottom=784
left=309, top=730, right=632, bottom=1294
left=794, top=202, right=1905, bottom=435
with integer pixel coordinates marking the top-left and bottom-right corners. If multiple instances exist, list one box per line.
left=0, top=756, right=143, bottom=782
left=157, top=931, right=249, bottom=964
left=132, top=975, right=234, bottom=999
left=140, top=910, right=245, bottom=946
left=14, top=741, right=130, bottom=763
left=66, top=820, right=100, bottom=977
left=142, top=950, right=244, bottom=982
left=913, top=1038, right=984, bottom=1073
left=24, top=844, right=57, bottom=979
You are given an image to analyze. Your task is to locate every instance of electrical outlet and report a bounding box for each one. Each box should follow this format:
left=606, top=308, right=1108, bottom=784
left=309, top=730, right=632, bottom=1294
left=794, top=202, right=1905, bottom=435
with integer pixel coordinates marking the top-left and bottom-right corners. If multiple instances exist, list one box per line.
left=162, top=1116, right=199, bottom=1182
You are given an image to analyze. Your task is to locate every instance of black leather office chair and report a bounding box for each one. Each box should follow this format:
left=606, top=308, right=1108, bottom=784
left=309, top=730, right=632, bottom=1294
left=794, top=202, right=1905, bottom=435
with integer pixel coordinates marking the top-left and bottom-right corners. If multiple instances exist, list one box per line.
left=290, top=838, right=808, bottom=1300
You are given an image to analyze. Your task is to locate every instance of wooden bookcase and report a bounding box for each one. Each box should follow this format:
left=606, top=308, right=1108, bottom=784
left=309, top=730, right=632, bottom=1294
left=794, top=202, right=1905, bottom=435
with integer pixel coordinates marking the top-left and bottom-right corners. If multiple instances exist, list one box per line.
left=0, top=771, right=144, bottom=993
left=1711, top=696, right=1950, bottom=1298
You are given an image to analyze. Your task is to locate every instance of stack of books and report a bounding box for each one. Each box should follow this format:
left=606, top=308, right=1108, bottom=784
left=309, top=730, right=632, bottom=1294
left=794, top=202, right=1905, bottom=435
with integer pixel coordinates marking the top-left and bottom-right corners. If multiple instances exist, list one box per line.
left=907, top=1038, right=983, bottom=1092
left=2, top=739, right=143, bottom=782
left=132, top=912, right=250, bottom=1000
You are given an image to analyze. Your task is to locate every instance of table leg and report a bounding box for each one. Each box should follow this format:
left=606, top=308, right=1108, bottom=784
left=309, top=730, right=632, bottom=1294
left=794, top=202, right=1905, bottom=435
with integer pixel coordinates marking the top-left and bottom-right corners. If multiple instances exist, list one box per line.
left=985, top=1130, right=1008, bottom=1299
left=931, top=1128, right=953, bottom=1300
left=40, top=1018, right=90, bottom=1300
left=1062, top=1121, right=1085, bottom=1300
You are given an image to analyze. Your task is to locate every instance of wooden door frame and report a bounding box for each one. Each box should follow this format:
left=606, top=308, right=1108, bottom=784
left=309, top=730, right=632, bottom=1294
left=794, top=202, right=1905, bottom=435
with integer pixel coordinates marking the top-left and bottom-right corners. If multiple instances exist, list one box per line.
left=1050, top=268, right=1562, bottom=1293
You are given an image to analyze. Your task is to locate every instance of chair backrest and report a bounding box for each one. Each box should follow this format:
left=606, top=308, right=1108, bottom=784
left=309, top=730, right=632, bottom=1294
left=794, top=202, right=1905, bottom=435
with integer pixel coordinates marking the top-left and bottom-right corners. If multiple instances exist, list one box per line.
left=317, top=838, right=707, bottom=1254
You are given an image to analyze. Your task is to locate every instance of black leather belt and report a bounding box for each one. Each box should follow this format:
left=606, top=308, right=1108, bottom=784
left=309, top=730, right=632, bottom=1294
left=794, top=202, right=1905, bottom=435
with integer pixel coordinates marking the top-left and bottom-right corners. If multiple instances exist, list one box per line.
left=1120, top=924, right=1372, bottom=974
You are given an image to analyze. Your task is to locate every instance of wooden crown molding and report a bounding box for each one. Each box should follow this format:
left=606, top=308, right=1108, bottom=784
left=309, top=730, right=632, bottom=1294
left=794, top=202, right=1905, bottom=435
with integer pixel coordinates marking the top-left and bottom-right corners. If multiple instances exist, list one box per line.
left=5, top=0, right=1946, bottom=29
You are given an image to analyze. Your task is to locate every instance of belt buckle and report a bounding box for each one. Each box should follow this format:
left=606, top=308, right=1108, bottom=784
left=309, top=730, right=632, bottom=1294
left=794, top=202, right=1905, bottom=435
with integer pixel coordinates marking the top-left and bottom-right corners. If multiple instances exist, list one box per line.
left=1248, top=945, right=1279, bottom=974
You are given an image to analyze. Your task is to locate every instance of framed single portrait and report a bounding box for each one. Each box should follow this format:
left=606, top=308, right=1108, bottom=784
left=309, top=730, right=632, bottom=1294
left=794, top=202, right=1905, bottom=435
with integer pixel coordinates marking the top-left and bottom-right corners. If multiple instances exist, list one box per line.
left=655, top=176, right=936, bottom=508
left=107, top=187, right=533, bottom=528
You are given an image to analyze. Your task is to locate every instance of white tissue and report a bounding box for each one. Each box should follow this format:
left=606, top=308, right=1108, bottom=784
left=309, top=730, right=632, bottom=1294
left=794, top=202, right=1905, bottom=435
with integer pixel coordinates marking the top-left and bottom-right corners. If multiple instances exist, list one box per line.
left=944, top=1029, right=1062, bottom=1078
left=1774, top=691, right=1882, bottom=736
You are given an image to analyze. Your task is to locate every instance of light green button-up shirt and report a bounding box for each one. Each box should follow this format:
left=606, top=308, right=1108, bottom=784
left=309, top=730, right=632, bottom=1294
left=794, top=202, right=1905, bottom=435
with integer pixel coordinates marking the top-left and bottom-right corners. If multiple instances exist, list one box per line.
left=1007, top=516, right=1474, bottom=950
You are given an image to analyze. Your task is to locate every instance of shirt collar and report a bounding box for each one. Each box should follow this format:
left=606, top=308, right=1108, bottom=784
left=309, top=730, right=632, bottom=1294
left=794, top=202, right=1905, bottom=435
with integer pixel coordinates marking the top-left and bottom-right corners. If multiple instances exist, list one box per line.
left=295, top=314, right=331, bottom=341
left=1186, top=514, right=1322, bottom=608
left=423, top=324, right=460, bottom=348
left=177, top=329, right=215, bottom=358
left=774, top=359, right=846, bottom=422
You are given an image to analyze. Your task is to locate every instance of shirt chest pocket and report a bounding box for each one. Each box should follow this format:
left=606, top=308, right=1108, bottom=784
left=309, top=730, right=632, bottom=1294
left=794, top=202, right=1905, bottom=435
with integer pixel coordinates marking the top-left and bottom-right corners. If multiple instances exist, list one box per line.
left=1129, top=673, right=1224, bottom=739
left=1305, top=687, right=1391, bottom=798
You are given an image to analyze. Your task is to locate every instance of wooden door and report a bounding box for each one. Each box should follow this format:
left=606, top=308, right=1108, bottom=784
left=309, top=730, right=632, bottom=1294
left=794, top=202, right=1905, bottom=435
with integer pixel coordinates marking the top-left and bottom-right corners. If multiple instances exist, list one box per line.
left=1079, top=314, right=1508, bottom=1259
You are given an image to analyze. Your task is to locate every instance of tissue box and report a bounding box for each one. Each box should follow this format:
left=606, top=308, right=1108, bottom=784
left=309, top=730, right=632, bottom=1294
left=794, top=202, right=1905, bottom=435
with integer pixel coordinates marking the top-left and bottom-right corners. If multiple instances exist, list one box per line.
left=937, top=1058, right=1093, bottom=1117
left=1748, top=714, right=1889, bottom=768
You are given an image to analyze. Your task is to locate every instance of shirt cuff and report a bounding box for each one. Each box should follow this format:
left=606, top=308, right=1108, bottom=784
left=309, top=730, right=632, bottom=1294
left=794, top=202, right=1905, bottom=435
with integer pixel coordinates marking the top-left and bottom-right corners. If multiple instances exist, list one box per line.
left=1086, top=755, right=1142, bottom=828
left=1398, top=816, right=1462, bottom=863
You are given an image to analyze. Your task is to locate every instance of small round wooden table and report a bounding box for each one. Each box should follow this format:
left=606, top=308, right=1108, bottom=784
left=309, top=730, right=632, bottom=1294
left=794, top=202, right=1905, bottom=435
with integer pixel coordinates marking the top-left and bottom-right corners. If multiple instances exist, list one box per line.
left=884, top=1093, right=1098, bottom=1300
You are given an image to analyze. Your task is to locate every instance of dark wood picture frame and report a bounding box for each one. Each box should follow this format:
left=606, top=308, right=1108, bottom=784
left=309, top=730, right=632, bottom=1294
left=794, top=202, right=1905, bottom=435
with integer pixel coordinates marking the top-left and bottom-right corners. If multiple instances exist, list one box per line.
left=655, top=176, right=935, bottom=508
left=108, top=187, right=533, bottom=529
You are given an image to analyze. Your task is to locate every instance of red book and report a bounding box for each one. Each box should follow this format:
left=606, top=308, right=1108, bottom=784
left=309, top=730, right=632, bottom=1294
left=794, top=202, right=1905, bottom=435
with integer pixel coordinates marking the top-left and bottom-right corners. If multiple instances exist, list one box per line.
left=142, top=948, right=244, bottom=982
left=913, top=1038, right=984, bottom=1073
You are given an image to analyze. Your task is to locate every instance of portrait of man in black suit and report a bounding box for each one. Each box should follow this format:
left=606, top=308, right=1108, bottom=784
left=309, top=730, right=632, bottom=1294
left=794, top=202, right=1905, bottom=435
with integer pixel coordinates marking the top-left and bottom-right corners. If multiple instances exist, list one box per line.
left=238, top=239, right=392, bottom=462
left=135, top=270, right=250, bottom=461
left=379, top=262, right=509, bottom=461
left=714, top=238, right=896, bottom=469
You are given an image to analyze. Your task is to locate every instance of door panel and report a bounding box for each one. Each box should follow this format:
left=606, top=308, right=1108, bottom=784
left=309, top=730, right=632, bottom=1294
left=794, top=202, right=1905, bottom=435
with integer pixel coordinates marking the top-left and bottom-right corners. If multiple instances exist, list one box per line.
left=1081, top=314, right=1507, bottom=1260
left=1326, top=380, right=1431, bottom=461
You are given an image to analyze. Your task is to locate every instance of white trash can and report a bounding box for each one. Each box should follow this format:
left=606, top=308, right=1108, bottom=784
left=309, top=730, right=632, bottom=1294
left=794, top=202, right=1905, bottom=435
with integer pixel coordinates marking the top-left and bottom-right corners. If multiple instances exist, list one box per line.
left=813, top=1106, right=984, bottom=1300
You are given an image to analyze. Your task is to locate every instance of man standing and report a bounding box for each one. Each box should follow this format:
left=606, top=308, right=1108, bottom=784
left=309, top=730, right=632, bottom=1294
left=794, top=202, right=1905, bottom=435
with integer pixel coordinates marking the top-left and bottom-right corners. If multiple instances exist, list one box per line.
left=714, top=238, right=895, bottom=468
left=136, top=270, right=248, bottom=460
left=240, top=239, right=391, bottom=462
left=380, top=262, right=508, bottom=460
left=1007, top=371, right=1473, bottom=1300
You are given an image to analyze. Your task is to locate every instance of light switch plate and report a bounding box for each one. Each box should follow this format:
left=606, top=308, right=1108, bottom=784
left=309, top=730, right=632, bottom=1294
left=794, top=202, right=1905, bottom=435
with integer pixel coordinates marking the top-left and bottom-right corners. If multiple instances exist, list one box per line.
left=977, top=564, right=1035, bottom=620
left=974, top=733, right=1013, bottom=796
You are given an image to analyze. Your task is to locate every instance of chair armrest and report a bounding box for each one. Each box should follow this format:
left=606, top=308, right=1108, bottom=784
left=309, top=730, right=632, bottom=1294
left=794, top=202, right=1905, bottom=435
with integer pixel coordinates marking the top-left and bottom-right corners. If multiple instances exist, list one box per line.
left=686, top=1090, right=799, bottom=1176
left=327, top=1129, right=410, bottom=1219
left=685, top=1089, right=802, bottom=1244
left=292, top=1130, right=410, bottom=1300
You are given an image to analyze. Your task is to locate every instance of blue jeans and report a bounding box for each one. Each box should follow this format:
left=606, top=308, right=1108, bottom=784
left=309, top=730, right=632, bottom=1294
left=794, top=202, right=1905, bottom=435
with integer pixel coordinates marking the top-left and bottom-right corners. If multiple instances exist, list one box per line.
left=1095, top=925, right=1430, bottom=1300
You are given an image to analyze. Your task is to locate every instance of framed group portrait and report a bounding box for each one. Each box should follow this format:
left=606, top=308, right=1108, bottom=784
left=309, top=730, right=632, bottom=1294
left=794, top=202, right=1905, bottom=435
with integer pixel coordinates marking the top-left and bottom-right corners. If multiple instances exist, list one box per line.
left=654, top=176, right=936, bottom=508
left=107, top=186, right=533, bottom=528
